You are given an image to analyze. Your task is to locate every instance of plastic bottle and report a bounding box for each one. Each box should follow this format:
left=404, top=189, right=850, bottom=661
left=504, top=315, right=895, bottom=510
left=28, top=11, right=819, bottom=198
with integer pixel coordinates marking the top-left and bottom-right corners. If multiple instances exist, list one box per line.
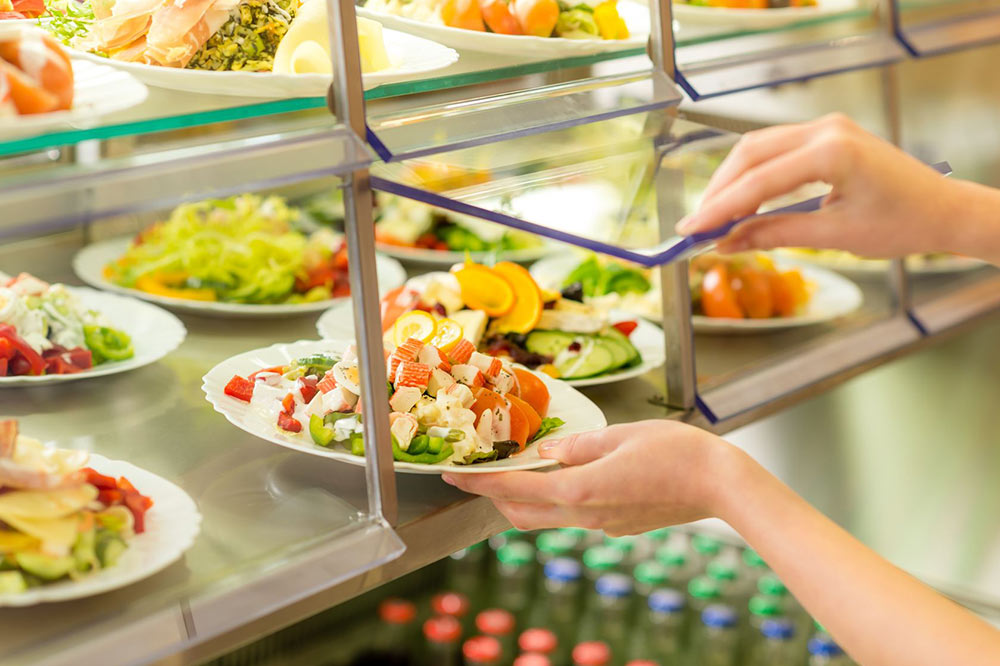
left=583, top=545, right=625, bottom=585
left=690, top=534, right=724, bottom=573
left=685, top=575, right=721, bottom=644
left=537, top=530, right=578, bottom=564
left=604, top=534, right=644, bottom=570
left=431, top=591, right=472, bottom=637
left=369, top=598, right=418, bottom=665
left=534, top=557, right=582, bottom=664
left=580, top=573, right=633, bottom=656
left=572, top=640, right=612, bottom=666
left=631, top=560, right=671, bottom=621
left=627, top=588, right=685, bottom=665
left=559, top=527, right=592, bottom=557
left=748, top=617, right=798, bottom=666
left=448, top=541, right=487, bottom=613
left=705, top=558, right=743, bottom=606
left=746, top=594, right=785, bottom=643
left=518, top=627, right=558, bottom=657
left=690, top=604, right=738, bottom=666
left=654, top=545, right=696, bottom=593
left=464, top=635, right=503, bottom=666
left=758, top=574, right=809, bottom=642
left=741, top=547, right=769, bottom=586
left=476, top=608, right=517, bottom=665
left=808, top=634, right=852, bottom=665
left=421, top=615, right=462, bottom=666
left=494, top=541, right=536, bottom=616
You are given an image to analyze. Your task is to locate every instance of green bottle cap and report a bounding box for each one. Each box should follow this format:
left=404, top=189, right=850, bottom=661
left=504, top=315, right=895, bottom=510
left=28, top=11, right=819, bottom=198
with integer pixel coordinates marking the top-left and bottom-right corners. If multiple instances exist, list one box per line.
left=814, top=619, right=827, bottom=632
left=749, top=594, right=784, bottom=617
left=644, top=527, right=673, bottom=542
left=687, top=575, right=720, bottom=600
left=497, top=541, right=535, bottom=567
left=582, top=546, right=624, bottom=572
left=758, top=573, right=788, bottom=597
left=633, top=560, right=670, bottom=586
left=692, top=534, right=722, bottom=556
left=742, top=548, right=767, bottom=569
left=537, top=530, right=577, bottom=556
left=603, top=535, right=638, bottom=553
left=655, top=546, right=687, bottom=569
left=559, top=527, right=588, bottom=541
left=706, top=559, right=738, bottom=582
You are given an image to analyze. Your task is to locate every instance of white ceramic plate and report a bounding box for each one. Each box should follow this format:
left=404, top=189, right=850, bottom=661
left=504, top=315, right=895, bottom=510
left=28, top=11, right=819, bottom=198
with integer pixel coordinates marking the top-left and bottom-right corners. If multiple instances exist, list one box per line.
left=0, top=57, right=148, bottom=137
left=316, top=301, right=665, bottom=386
left=72, top=236, right=407, bottom=318
left=0, top=287, right=186, bottom=386
left=0, top=454, right=201, bottom=606
left=358, top=1, right=649, bottom=57
left=66, top=28, right=457, bottom=98
left=202, top=339, right=607, bottom=474
left=375, top=242, right=554, bottom=268
left=672, top=0, right=858, bottom=29
left=775, top=249, right=989, bottom=278
left=530, top=252, right=864, bottom=333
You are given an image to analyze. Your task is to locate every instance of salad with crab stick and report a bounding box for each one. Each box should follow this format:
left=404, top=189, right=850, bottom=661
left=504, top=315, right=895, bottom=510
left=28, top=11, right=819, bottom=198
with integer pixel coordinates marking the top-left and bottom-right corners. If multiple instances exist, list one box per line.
left=0, top=420, right=153, bottom=594
left=379, top=260, right=643, bottom=381
left=0, top=272, right=133, bottom=377
left=223, top=340, right=564, bottom=465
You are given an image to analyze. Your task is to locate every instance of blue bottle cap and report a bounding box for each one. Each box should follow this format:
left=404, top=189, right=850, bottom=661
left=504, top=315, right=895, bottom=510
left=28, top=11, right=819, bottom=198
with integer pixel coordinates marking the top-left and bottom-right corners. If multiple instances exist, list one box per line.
left=701, top=604, right=737, bottom=629
left=760, top=618, right=795, bottom=640
left=648, top=588, right=686, bottom=614
left=808, top=635, right=845, bottom=657
left=543, top=557, right=582, bottom=583
left=595, top=573, right=633, bottom=598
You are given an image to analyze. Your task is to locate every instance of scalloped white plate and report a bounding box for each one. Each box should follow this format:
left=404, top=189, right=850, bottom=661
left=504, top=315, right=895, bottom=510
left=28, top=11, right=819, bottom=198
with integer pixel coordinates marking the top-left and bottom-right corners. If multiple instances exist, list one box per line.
left=315, top=302, right=665, bottom=386
left=73, top=236, right=407, bottom=318
left=202, top=339, right=607, bottom=474
left=672, top=0, right=858, bottom=29
left=375, top=242, right=554, bottom=268
left=65, top=27, right=457, bottom=97
left=357, top=1, right=649, bottom=57
left=775, top=249, right=988, bottom=278
left=0, top=453, right=201, bottom=606
left=0, top=287, right=186, bottom=386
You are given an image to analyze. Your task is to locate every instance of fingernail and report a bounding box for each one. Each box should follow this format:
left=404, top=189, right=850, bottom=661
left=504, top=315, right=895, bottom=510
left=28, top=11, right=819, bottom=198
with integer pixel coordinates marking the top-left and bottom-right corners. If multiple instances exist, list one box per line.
left=442, top=475, right=456, bottom=486
left=674, top=216, right=694, bottom=234
left=538, top=440, right=561, bottom=457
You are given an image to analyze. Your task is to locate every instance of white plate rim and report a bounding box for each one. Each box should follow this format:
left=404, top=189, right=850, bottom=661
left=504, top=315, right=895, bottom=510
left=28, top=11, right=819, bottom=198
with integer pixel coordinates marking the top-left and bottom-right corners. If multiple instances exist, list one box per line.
left=0, top=286, right=186, bottom=386
left=0, top=453, right=201, bottom=606
left=375, top=242, right=555, bottom=268
left=72, top=236, right=407, bottom=317
left=672, top=0, right=858, bottom=28
left=774, top=249, right=989, bottom=277
left=202, top=339, right=608, bottom=474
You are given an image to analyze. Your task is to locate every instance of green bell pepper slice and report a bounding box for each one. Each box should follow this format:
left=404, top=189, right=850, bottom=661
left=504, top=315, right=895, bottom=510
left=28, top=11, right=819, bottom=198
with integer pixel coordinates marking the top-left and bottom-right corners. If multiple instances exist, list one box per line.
left=309, top=414, right=336, bottom=447
left=391, top=435, right=453, bottom=464
left=82, top=325, right=134, bottom=365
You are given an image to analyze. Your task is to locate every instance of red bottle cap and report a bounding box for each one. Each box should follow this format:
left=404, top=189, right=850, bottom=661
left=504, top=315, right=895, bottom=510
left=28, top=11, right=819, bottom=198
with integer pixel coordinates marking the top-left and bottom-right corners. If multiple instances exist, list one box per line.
left=378, top=598, right=416, bottom=625
left=476, top=608, right=515, bottom=636
left=518, top=628, right=558, bottom=654
left=514, top=655, right=552, bottom=666
left=432, top=592, right=470, bottom=618
left=423, top=615, right=462, bottom=643
left=463, top=635, right=502, bottom=663
left=572, top=641, right=611, bottom=666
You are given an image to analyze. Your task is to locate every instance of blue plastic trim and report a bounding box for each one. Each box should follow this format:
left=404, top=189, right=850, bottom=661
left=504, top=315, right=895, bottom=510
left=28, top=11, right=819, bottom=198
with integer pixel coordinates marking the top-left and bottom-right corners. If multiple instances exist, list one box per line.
left=366, top=125, right=394, bottom=162
left=694, top=395, right=720, bottom=425
left=906, top=310, right=929, bottom=337
left=893, top=5, right=1000, bottom=58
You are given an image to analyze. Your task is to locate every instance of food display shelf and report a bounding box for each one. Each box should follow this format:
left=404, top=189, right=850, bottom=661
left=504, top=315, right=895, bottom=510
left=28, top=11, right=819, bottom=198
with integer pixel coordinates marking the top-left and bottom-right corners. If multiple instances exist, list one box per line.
left=895, top=0, right=1000, bottom=56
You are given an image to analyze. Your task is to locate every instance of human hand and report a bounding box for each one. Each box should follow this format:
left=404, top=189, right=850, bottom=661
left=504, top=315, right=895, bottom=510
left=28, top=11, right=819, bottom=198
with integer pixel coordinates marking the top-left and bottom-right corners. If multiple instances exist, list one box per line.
left=441, top=420, right=743, bottom=536
left=675, top=113, right=963, bottom=257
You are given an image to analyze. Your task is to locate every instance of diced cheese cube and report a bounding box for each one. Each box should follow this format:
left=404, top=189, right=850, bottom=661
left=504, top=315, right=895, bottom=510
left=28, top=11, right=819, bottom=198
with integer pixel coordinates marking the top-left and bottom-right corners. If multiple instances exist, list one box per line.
left=450, top=309, right=488, bottom=346
left=427, top=368, right=456, bottom=397
left=451, top=364, right=485, bottom=389
left=389, top=386, right=423, bottom=413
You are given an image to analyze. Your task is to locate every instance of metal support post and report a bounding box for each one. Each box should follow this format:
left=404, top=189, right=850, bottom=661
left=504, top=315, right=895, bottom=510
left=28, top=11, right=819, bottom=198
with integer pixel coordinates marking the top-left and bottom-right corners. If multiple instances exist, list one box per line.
left=328, top=0, right=399, bottom=526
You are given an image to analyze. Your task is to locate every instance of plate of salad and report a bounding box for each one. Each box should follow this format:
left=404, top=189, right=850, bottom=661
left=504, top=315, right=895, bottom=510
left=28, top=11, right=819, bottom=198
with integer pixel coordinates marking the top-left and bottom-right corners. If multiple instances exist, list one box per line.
left=374, top=193, right=553, bottom=268
left=775, top=249, right=988, bottom=278
left=72, top=194, right=407, bottom=317
left=358, top=0, right=648, bottom=57
left=0, top=420, right=201, bottom=606
left=202, top=339, right=606, bottom=473
left=317, top=260, right=666, bottom=386
left=530, top=251, right=864, bottom=333
left=671, top=0, right=858, bottom=30
left=0, top=272, right=186, bottom=385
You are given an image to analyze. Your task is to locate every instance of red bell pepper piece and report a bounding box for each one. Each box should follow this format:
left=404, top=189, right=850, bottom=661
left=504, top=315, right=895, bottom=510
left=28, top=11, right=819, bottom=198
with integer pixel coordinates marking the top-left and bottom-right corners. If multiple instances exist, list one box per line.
left=123, top=493, right=149, bottom=534
left=281, top=393, right=296, bottom=415
left=66, top=347, right=93, bottom=370
left=0, top=358, right=7, bottom=376
left=248, top=365, right=285, bottom=381
left=224, top=375, right=254, bottom=403
left=0, top=325, right=45, bottom=375
left=83, top=467, right=118, bottom=489
left=277, top=411, right=302, bottom=433
left=98, top=488, right=123, bottom=506
left=299, top=376, right=318, bottom=404
left=117, top=476, right=137, bottom=494
left=612, top=320, right=639, bottom=337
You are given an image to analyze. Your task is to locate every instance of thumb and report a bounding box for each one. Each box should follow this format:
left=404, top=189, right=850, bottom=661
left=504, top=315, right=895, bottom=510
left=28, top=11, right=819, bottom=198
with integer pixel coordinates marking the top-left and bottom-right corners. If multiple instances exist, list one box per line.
left=539, top=427, right=621, bottom=466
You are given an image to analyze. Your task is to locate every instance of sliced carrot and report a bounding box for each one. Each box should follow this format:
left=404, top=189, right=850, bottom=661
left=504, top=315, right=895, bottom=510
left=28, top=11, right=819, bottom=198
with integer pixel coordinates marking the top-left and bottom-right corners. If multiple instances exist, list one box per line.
left=512, top=368, right=549, bottom=418
left=507, top=393, right=541, bottom=439
left=471, top=387, right=507, bottom=424
left=506, top=400, right=530, bottom=450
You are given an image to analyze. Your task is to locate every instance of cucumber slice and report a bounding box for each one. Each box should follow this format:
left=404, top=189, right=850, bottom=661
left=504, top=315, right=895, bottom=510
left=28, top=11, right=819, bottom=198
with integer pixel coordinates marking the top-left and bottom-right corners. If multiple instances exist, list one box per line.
left=525, top=330, right=578, bottom=358
left=596, top=336, right=630, bottom=368
left=602, top=328, right=640, bottom=364
left=556, top=340, right=617, bottom=379
left=15, top=552, right=75, bottom=581
left=0, top=571, right=26, bottom=594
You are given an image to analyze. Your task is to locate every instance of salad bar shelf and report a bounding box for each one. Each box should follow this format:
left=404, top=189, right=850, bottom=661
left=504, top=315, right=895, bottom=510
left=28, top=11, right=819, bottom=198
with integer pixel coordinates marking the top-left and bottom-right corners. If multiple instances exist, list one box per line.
left=894, top=0, right=1000, bottom=56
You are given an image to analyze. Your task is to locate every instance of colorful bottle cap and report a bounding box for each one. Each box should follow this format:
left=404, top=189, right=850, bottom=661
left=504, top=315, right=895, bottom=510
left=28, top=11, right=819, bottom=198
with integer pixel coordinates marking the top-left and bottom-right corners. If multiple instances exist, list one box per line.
left=463, top=635, right=502, bottom=663
left=808, top=635, right=845, bottom=657
left=706, top=559, right=738, bottom=582
left=378, top=598, right=416, bottom=624
left=758, top=573, right=788, bottom=597
left=603, top=534, right=637, bottom=553
left=583, top=545, right=624, bottom=572
left=572, top=640, right=611, bottom=665
left=476, top=608, right=515, bottom=636
left=687, top=575, right=721, bottom=600
left=559, top=527, right=589, bottom=541
left=514, top=655, right=551, bottom=666
left=655, top=546, right=687, bottom=569
left=643, top=527, right=672, bottom=542
left=544, top=556, right=582, bottom=582
left=701, top=604, right=737, bottom=628
left=518, top=627, right=558, bottom=654
left=633, top=560, right=670, bottom=586
left=537, top=530, right=578, bottom=557
left=423, top=615, right=462, bottom=643
left=742, top=547, right=767, bottom=569
left=760, top=618, right=795, bottom=641
left=648, top=588, right=686, bottom=614
left=692, top=534, right=723, bottom=556
left=748, top=594, right=783, bottom=617
left=497, top=541, right=535, bottom=567
left=431, top=592, right=470, bottom=617
left=595, top=573, right=633, bottom=598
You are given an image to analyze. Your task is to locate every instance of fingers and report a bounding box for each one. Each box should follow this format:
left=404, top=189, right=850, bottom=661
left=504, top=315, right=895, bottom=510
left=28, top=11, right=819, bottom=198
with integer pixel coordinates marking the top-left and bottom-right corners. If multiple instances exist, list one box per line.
left=491, top=500, right=579, bottom=531
left=443, top=467, right=587, bottom=504
left=538, top=427, right=624, bottom=466
left=715, top=211, right=841, bottom=253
